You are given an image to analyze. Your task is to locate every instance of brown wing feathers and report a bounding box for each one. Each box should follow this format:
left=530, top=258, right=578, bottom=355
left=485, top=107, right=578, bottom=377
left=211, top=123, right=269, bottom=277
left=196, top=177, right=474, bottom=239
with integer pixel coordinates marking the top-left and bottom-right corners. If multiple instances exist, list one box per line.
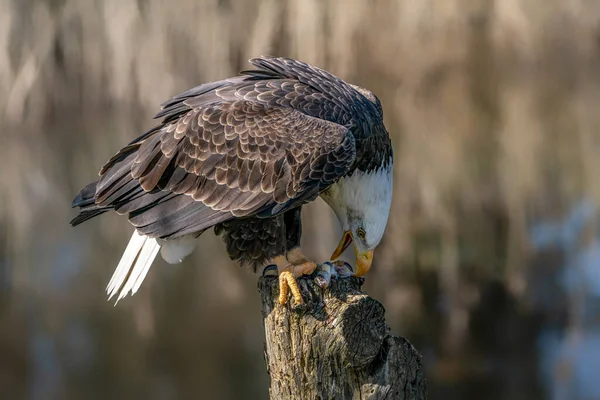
left=70, top=56, right=369, bottom=239
left=131, top=101, right=354, bottom=227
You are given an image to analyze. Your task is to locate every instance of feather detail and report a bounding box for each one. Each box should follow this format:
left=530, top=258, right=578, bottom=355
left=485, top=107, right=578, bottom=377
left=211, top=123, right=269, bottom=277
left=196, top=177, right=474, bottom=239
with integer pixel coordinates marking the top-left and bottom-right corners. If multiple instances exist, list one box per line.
left=107, top=230, right=160, bottom=303
left=70, top=56, right=393, bottom=281
left=159, top=235, right=199, bottom=264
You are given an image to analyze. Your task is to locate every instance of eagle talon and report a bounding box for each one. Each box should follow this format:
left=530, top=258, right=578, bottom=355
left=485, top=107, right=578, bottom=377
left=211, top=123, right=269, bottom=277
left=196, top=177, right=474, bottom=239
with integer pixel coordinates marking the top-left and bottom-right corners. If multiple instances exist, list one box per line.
left=279, top=270, right=303, bottom=304
left=262, top=264, right=278, bottom=277
left=275, top=257, right=318, bottom=305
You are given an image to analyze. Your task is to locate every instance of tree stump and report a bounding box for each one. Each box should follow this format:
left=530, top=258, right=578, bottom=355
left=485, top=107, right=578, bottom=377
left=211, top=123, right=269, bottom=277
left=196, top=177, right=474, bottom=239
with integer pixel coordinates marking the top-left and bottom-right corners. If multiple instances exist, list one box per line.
left=258, top=276, right=426, bottom=400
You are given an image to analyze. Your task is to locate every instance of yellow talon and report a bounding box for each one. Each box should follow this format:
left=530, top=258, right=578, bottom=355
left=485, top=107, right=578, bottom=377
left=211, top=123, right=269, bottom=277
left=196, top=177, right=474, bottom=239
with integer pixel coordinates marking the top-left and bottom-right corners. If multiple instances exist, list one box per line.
left=269, top=252, right=317, bottom=305
left=279, top=270, right=303, bottom=304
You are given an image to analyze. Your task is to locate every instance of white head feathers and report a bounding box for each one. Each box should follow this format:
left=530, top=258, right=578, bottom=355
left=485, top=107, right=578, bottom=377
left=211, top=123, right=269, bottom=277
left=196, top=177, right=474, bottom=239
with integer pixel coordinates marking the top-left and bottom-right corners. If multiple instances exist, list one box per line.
left=321, top=158, right=393, bottom=250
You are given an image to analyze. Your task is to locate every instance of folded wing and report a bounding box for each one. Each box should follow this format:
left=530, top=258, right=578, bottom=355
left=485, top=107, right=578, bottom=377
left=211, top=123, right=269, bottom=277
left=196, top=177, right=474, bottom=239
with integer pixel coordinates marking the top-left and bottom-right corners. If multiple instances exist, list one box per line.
left=88, top=101, right=356, bottom=239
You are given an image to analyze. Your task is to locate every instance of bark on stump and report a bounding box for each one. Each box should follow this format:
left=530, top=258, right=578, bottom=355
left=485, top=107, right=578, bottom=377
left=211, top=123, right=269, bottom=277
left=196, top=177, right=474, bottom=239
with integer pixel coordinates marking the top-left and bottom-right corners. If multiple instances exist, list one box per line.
left=258, top=276, right=426, bottom=400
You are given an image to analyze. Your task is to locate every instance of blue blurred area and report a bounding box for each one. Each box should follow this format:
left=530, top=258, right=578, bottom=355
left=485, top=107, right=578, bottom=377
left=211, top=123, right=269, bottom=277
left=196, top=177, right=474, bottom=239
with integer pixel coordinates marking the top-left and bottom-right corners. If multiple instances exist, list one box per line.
left=532, top=200, right=600, bottom=400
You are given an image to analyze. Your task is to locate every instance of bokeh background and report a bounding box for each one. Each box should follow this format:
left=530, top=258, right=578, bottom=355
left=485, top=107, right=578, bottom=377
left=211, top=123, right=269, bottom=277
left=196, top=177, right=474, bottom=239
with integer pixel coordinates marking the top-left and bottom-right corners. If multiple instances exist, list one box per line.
left=2, top=0, right=600, bottom=399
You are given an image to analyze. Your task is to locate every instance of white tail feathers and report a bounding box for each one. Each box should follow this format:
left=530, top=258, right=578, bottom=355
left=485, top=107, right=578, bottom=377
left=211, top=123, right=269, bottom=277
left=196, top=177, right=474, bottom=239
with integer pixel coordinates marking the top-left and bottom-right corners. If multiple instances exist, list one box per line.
left=107, top=230, right=160, bottom=303
left=106, top=231, right=199, bottom=303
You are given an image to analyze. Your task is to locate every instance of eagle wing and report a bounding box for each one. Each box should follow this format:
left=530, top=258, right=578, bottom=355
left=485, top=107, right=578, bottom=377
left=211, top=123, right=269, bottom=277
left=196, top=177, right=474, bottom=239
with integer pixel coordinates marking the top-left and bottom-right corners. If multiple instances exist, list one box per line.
left=89, top=100, right=355, bottom=239
left=70, top=56, right=392, bottom=239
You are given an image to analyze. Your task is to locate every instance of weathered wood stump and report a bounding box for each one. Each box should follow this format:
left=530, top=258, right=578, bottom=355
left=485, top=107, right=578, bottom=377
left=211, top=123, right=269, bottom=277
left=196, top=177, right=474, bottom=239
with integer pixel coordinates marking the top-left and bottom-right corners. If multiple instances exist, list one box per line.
left=258, top=276, right=426, bottom=400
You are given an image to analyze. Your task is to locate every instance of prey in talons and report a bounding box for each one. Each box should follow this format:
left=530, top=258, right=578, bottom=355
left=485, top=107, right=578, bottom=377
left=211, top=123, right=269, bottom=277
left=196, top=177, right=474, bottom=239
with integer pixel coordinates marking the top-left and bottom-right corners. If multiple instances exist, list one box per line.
left=313, top=260, right=353, bottom=289
left=262, top=222, right=380, bottom=306
left=262, top=251, right=353, bottom=305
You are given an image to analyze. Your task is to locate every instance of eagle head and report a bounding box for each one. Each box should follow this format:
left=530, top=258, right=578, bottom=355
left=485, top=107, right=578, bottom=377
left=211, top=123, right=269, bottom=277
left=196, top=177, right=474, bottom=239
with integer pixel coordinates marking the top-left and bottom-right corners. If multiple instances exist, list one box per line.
left=321, top=160, right=393, bottom=276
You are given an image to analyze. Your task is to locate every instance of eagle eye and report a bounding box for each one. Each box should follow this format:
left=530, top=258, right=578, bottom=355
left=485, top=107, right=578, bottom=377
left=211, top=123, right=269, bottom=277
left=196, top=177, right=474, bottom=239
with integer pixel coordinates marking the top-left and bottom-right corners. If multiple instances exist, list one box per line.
left=356, top=228, right=366, bottom=241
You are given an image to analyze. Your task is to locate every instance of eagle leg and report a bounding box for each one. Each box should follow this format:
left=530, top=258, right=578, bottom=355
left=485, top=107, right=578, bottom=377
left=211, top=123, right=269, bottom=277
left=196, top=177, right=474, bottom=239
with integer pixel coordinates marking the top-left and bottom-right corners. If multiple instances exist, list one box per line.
left=285, top=247, right=310, bottom=265
left=268, top=254, right=318, bottom=305
left=266, top=249, right=353, bottom=303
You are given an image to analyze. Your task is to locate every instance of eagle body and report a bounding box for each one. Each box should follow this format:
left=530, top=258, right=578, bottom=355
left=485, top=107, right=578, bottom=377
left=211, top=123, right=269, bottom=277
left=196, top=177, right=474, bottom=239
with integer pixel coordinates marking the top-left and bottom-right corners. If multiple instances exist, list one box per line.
left=214, top=208, right=302, bottom=270
left=71, top=56, right=393, bottom=303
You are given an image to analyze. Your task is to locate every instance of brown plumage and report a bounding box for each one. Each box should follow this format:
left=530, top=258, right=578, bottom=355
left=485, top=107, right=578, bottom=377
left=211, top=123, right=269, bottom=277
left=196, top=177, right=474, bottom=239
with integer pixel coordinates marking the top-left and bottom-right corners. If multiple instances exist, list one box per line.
left=71, top=56, right=392, bottom=285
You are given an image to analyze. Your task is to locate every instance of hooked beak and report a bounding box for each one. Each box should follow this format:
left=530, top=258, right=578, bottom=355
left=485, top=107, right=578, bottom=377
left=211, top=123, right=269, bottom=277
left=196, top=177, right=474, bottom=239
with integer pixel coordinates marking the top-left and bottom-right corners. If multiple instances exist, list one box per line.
left=330, top=231, right=374, bottom=277
left=354, top=247, right=373, bottom=277
left=330, top=230, right=353, bottom=260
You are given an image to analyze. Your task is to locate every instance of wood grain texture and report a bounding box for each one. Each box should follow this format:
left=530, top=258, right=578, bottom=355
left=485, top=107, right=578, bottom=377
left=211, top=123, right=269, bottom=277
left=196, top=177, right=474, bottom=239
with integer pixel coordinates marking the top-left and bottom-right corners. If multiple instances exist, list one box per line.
left=259, top=276, right=426, bottom=400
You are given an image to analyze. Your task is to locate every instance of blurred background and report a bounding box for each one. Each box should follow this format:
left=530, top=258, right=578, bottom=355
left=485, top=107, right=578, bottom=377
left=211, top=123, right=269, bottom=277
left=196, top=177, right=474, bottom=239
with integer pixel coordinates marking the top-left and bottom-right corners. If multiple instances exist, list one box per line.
left=2, top=0, right=600, bottom=399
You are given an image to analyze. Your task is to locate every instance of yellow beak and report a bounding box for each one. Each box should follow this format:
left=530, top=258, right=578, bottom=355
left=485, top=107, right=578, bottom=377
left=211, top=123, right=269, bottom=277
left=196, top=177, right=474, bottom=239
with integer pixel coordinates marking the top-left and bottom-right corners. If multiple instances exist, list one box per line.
left=354, top=247, right=373, bottom=277
left=330, top=230, right=353, bottom=261
left=330, top=230, right=374, bottom=277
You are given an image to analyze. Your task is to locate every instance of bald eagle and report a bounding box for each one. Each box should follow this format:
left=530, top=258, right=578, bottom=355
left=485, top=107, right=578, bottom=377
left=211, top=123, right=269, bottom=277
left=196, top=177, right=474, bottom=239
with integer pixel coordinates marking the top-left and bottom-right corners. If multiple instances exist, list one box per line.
left=71, top=56, right=393, bottom=305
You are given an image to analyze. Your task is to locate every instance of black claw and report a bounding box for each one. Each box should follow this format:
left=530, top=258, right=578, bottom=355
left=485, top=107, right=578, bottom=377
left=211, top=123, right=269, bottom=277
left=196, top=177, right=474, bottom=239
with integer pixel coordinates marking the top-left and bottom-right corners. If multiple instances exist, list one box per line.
left=262, top=264, right=278, bottom=277
left=342, top=261, right=353, bottom=272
